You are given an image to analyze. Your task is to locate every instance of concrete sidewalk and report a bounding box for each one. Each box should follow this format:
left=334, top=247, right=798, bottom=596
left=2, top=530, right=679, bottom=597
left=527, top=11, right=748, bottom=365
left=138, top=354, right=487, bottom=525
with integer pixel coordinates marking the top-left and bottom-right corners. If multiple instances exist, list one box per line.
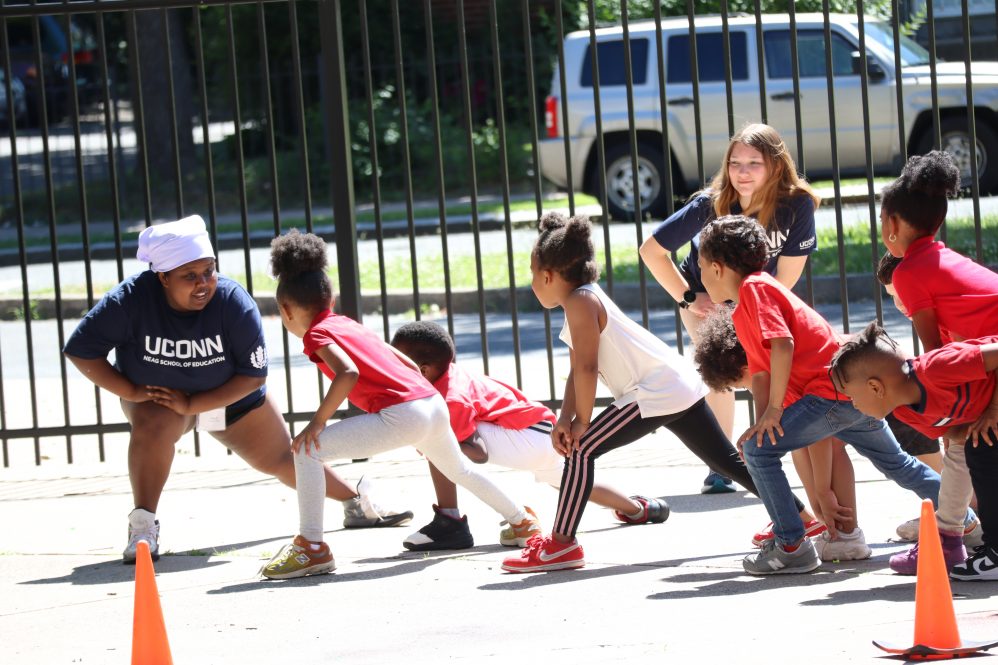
left=2, top=424, right=997, bottom=664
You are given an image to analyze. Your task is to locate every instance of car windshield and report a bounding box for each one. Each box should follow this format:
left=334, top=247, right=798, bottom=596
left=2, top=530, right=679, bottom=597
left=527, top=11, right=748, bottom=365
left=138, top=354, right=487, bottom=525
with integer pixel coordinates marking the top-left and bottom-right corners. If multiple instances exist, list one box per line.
left=862, top=21, right=932, bottom=66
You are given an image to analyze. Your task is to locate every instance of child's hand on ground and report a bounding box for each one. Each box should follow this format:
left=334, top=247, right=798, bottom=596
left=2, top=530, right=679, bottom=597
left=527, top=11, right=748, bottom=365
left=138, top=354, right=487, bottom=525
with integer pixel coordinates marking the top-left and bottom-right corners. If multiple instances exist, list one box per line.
left=738, top=405, right=785, bottom=448
left=292, top=419, right=325, bottom=455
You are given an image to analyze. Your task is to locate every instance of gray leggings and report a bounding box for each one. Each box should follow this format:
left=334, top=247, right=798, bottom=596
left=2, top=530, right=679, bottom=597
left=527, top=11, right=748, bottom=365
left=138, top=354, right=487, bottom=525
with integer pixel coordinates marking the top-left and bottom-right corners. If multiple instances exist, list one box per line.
left=295, top=394, right=523, bottom=541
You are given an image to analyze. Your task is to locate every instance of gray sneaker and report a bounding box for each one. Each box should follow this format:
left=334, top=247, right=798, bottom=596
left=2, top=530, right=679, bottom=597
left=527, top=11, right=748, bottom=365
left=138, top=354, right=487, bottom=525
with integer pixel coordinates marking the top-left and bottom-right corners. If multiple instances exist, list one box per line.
left=743, top=538, right=820, bottom=575
left=342, top=476, right=414, bottom=528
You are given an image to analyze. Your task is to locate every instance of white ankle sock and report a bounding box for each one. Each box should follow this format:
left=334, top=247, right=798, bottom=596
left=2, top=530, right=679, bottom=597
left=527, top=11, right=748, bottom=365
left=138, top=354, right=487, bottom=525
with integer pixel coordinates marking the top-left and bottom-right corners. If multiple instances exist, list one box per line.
left=440, top=508, right=461, bottom=520
left=625, top=503, right=644, bottom=519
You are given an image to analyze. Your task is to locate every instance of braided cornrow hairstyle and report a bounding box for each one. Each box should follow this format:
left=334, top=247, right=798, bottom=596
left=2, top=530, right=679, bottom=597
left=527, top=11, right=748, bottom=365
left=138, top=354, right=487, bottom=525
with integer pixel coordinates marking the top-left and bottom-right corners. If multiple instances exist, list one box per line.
left=829, top=321, right=901, bottom=388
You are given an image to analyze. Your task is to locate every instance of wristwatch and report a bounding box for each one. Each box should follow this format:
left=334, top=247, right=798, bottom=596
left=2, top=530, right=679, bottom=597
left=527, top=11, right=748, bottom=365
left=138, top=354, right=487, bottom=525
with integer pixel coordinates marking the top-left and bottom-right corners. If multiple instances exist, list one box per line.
left=677, top=289, right=696, bottom=309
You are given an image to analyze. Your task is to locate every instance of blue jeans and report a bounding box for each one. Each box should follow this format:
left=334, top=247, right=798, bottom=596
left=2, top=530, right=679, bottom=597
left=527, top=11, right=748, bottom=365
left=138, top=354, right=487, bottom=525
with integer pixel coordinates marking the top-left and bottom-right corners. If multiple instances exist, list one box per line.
left=743, top=395, right=941, bottom=545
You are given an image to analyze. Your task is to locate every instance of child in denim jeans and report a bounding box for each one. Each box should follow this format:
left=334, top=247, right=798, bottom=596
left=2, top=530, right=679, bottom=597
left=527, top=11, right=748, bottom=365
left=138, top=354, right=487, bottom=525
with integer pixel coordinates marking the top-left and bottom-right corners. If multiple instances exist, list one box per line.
left=830, top=324, right=998, bottom=581
left=696, top=215, right=943, bottom=575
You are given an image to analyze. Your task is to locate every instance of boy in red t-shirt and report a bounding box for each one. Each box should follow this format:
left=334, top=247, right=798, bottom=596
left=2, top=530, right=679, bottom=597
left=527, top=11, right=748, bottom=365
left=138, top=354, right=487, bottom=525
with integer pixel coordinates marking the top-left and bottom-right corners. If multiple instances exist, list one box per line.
left=830, top=324, right=998, bottom=581
left=390, top=321, right=668, bottom=551
left=696, top=215, right=942, bottom=576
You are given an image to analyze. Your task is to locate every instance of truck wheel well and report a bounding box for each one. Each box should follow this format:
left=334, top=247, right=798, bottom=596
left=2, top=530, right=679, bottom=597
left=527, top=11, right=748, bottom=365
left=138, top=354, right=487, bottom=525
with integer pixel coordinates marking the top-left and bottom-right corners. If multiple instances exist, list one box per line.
left=582, top=131, right=687, bottom=198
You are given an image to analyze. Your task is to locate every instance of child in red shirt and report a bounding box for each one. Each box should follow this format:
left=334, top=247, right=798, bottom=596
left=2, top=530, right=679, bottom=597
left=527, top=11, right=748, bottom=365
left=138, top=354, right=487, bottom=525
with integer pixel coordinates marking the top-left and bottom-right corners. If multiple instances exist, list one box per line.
left=882, top=151, right=998, bottom=351
left=697, top=215, right=942, bottom=575
left=260, top=231, right=540, bottom=579
left=390, top=321, right=668, bottom=551
left=830, top=324, right=998, bottom=581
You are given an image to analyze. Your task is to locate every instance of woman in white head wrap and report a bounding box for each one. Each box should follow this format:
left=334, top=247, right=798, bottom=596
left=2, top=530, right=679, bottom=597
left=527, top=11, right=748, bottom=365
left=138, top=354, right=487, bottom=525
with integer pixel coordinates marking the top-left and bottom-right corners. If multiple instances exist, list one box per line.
left=64, top=216, right=412, bottom=563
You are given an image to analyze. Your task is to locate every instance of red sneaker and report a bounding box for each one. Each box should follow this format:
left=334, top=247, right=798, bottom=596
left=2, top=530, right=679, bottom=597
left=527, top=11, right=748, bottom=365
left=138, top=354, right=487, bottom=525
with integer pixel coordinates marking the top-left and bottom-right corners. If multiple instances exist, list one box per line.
left=501, top=534, right=585, bottom=573
left=751, top=519, right=826, bottom=548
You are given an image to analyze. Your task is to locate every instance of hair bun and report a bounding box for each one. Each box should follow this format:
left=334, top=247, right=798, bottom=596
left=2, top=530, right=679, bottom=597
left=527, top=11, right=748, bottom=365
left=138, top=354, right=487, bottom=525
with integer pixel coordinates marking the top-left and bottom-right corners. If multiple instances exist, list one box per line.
left=563, top=215, right=593, bottom=243
left=270, top=229, right=329, bottom=282
left=905, top=151, right=961, bottom=197
left=538, top=211, right=568, bottom=233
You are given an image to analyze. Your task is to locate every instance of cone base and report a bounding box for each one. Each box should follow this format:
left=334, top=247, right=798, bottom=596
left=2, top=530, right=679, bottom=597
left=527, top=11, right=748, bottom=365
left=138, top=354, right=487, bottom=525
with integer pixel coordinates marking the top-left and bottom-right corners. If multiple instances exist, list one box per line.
left=872, top=637, right=998, bottom=659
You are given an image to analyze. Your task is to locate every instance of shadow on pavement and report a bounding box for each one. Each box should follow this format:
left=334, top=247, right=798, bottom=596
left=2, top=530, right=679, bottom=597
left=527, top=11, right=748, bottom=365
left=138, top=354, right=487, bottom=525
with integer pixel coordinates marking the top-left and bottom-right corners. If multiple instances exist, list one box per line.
left=664, top=491, right=761, bottom=514
left=206, top=555, right=450, bottom=593
left=475, top=551, right=750, bottom=591
left=19, top=555, right=226, bottom=586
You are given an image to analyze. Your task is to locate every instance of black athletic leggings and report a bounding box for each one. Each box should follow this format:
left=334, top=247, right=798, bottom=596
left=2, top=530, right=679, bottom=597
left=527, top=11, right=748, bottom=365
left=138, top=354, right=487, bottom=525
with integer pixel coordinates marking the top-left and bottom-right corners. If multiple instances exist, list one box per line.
left=965, top=431, right=998, bottom=550
left=554, top=397, right=805, bottom=538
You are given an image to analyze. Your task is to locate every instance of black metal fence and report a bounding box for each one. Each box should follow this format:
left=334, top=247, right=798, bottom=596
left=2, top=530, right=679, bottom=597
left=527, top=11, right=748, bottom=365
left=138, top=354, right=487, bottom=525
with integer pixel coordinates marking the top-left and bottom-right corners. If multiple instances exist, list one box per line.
left=1, top=0, right=994, bottom=466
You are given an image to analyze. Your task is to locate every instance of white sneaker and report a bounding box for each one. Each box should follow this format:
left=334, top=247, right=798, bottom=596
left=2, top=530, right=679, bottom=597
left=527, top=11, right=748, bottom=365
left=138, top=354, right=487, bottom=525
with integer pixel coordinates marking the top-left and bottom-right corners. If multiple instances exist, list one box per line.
left=123, top=508, right=159, bottom=564
left=813, top=527, right=872, bottom=562
left=342, top=476, right=414, bottom=528
left=895, top=516, right=919, bottom=542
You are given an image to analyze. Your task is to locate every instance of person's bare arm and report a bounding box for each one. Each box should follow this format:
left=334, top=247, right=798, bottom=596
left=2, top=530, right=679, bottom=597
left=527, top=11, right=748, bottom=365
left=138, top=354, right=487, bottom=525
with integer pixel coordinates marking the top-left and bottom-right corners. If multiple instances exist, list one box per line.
left=65, top=355, right=149, bottom=403
left=639, top=237, right=689, bottom=304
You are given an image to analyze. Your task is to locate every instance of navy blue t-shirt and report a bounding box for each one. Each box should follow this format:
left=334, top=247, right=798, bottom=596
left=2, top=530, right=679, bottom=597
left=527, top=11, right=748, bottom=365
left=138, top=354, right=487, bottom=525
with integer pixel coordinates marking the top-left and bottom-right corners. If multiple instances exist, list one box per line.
left=64, top=271, right=268, bottom=413
left=650, top=193, right=817, bottom=292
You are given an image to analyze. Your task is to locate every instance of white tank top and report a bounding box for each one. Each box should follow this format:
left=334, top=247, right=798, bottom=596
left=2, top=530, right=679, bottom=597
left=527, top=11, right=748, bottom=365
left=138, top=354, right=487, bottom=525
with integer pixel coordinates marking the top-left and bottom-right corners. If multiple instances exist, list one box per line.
left=559, top=283, right=708, bottom=417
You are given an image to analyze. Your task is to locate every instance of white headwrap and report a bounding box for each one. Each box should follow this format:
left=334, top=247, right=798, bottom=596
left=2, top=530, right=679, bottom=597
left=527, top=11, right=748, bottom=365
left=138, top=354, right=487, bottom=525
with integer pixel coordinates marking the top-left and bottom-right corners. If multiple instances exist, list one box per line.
left=136, top=215, right=216, bottom=273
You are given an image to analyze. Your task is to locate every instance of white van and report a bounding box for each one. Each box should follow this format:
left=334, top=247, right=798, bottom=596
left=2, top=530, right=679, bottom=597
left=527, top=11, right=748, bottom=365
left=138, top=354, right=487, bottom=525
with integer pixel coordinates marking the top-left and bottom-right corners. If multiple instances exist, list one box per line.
left=539, top=13, right=998, bottom=219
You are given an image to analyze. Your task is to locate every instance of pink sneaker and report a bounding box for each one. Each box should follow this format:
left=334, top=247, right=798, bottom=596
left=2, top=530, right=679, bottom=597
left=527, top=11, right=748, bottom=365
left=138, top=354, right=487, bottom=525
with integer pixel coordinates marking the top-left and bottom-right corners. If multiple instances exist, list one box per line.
left=501, top=534, right=585, bottom=573
left=752, top=519, right=826, bottom=548
left=889, top=532, right=967, bottom=576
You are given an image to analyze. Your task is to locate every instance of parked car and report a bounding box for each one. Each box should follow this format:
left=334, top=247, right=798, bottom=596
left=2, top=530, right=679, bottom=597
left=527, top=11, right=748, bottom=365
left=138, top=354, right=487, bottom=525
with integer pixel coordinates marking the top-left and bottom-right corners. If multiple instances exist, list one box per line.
left=0, top=69, right=28, bottom=127
left=4, top=15, right=102, bottom=125
left=540, top=13, right=998, bottom=219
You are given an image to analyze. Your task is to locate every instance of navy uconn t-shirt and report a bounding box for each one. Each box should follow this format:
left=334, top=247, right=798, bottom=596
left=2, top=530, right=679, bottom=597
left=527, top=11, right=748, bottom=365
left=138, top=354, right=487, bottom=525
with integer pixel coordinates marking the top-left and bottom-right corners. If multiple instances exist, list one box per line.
left=64, top=271, right=268, bottom=412
left=650, top=193, right=817, bottom=293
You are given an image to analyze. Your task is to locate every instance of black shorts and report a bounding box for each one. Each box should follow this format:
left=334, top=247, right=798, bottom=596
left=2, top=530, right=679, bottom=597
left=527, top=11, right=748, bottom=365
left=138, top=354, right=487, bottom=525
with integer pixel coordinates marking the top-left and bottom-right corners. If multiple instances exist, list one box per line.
left=225, top=394, right=267, bottom=427
left=886, top=412, right=940, bottom=457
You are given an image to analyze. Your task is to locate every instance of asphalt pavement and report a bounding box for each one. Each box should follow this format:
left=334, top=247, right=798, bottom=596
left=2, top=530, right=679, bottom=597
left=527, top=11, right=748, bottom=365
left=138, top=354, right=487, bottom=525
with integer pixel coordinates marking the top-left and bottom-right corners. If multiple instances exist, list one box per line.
left=2, top=404, right=998, bottom=664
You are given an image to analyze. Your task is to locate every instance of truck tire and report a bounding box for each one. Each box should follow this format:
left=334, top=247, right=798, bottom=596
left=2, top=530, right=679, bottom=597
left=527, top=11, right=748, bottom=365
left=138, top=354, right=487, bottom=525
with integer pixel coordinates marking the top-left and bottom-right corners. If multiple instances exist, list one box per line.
left=916, top=116, right=998, bottom=194
left=595, top=142, right=672, bottom=221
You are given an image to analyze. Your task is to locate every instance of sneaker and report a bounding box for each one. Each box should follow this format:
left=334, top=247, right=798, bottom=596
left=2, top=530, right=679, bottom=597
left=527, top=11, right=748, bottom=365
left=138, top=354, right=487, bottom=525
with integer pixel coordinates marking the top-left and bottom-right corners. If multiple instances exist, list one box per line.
left=950, top=545, right=998, bottom=581
left=342, top=476, right=414, bottom=528
left=261, top=535, right=336, bottom=579
left=701, top=471, right=736, bottom=494
left=813, top=527, right=872, bottom=562
left=895, top=516, right=920, bottom=542
left=895, top=516, right=983, bottom=545
left=123, top=508, right=160, bottom=564
left=499, top=506, right=543, bottom=547
left=743, top=538, right=821, bottom=575
left=752, top=518, right=826, bottom=548
left=889, top=532, right=967, bottom=576
left=613, top=495, right=670, bottom=525
left=403, top=505, right=474, bottom=551
left=501, top=534, right=585, bottom=573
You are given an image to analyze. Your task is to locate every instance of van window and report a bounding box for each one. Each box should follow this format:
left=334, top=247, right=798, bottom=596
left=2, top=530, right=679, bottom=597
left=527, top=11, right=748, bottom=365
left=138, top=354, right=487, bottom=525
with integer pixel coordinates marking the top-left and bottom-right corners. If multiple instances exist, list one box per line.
left=666, top=32, right=748, bottom=84
left=764, top=29, right=858, bottom=79
left=580, top=38, right=649, bottom=87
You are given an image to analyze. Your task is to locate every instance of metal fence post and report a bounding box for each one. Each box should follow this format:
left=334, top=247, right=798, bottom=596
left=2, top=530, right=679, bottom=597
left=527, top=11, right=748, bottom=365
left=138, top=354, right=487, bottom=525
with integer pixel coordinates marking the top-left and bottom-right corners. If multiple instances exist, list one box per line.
left=318, top=0, right=361, bottom=321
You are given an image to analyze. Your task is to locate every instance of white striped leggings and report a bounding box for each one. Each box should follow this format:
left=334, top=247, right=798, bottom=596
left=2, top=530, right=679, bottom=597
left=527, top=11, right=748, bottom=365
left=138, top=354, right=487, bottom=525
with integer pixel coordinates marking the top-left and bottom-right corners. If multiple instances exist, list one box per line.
left=554, top=397, right=805, bottom=538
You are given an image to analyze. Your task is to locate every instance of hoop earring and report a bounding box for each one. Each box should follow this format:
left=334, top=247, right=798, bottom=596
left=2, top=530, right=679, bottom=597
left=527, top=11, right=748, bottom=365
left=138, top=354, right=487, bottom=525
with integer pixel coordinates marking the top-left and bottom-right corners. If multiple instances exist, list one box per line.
left=888, top=233, right=897, bottom=243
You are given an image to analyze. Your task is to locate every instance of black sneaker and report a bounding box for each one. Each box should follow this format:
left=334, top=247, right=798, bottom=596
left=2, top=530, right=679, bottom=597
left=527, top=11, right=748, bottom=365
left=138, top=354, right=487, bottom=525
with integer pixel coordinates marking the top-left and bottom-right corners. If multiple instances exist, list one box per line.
left=402, top=505, right=474, bottom=551
left=613, top=495, right=670, bottom=525
left=950, top=545, right=998, bottom=581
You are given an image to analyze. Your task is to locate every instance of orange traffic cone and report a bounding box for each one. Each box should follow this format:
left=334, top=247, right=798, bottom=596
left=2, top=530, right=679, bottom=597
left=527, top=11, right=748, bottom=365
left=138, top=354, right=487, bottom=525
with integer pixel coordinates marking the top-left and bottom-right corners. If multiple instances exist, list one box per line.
left=131, top=540, right=173, bottom=665
left=874, top=499, right=998, bottom=659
